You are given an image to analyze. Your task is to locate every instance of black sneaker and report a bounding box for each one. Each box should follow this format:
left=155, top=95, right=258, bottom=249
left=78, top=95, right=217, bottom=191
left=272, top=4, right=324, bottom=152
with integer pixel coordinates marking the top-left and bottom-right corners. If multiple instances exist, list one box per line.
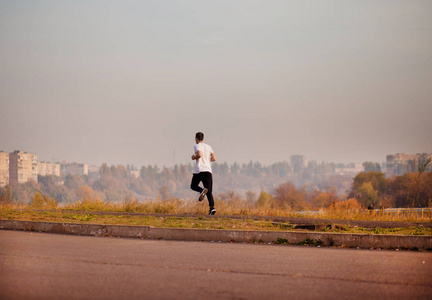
left=198, top=188, right=208, bottom=202
left=209, top=208, right=216, bottom=215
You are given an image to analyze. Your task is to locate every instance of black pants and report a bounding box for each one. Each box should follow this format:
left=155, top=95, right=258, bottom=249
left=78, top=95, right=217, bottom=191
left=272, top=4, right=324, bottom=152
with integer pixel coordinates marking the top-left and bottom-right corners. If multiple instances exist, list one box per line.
left=190, top=172, right=214, bottom=207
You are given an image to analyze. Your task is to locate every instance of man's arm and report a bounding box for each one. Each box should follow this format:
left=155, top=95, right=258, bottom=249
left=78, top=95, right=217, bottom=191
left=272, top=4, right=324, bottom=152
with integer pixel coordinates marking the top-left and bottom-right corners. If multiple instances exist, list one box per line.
left=191, top=150, right=202, bottom=160
left=210, top=152, right=216, bottom=162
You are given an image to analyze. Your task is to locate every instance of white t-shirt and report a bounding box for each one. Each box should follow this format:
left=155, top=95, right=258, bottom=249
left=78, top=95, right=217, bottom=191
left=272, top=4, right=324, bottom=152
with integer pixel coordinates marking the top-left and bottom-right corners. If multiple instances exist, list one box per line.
left=194, top=142, right=214, bottom=174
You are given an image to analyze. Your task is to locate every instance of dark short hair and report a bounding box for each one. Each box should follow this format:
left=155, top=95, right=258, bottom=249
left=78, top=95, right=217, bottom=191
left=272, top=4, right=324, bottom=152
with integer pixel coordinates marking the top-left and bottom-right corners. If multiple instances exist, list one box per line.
left=195, top=132, right=204, bottom=141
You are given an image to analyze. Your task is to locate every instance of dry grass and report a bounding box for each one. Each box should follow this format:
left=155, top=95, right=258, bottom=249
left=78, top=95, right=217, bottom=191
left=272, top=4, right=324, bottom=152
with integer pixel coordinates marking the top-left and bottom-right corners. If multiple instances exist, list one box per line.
left=1, top=195, right=431, bottom=235
left=1, top=208, right=431, bottom=235
left=62, top=198, right=301, bottom=218
left=0, top=192, right=432, bottom=222
left=316, top=207, right=432, bottom=223
left=1, top=195, right=431, bottom=223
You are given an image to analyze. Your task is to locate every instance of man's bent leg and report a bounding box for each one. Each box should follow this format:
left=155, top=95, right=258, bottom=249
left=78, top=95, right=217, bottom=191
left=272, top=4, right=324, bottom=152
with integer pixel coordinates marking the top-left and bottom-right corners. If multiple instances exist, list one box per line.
left=190, top=173, right=203, bottom=193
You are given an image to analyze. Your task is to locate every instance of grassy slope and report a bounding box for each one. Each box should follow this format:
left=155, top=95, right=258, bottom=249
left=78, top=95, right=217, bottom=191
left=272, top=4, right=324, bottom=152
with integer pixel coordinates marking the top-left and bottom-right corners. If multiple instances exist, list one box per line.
left=1, top=206, right=431, bottom=236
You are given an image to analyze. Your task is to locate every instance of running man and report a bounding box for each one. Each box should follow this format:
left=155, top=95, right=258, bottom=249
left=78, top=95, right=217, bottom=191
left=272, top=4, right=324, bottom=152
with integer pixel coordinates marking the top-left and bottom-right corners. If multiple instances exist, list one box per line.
left=190, top=132, right=217, bottom=215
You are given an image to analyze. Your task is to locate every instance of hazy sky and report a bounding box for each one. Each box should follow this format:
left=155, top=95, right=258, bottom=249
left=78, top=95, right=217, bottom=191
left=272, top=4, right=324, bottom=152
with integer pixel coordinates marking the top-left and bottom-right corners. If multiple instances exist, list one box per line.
left=1, top=0, right=431, bottom=167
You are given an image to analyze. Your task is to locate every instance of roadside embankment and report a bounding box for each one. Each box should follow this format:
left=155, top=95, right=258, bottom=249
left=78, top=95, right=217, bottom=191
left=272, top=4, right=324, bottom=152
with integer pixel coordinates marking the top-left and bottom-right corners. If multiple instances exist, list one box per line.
left=17, top=209, right=432, bottom=229
left=1, top=219, right=431, bottom=250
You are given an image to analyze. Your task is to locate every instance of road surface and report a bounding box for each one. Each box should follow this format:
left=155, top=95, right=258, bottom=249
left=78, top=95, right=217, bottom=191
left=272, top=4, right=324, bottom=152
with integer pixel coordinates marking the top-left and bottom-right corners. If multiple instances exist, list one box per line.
left=0, top=230, right=431, bottom=299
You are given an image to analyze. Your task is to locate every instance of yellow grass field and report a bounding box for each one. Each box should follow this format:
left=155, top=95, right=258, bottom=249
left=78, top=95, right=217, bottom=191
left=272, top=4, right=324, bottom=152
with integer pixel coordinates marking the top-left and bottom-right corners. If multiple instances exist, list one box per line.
left=1, top=195, right=431, bottom=235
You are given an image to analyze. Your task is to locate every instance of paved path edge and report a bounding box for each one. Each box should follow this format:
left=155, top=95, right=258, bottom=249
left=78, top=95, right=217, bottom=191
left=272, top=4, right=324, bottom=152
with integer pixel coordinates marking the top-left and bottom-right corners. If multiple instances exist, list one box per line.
left=1, top=219, right=431, bottom=250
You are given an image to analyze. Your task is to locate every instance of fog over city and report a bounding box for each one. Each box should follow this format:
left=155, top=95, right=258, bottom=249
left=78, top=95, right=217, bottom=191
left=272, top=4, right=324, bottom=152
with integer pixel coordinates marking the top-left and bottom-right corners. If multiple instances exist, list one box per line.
left=1, top=1, right=431, bottom=168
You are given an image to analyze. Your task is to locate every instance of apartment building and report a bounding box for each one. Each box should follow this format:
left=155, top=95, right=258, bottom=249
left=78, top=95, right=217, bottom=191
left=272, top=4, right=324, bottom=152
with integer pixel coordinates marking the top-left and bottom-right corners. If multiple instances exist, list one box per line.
left=88, top=165, right=100, bottom=180
left=386, top=153, right=432, bottom=176
left=60, top=161, right=88, bottom=176
left=0, top=151, right=9, bottom=187
left=9, top=150, right=38, bottom=185
left=38, top=161, right=61, bottom=177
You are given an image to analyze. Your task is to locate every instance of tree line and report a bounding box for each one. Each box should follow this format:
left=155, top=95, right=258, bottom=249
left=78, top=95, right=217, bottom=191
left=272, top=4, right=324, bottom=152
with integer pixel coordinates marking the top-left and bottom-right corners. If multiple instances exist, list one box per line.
left=1, top=160, right=431, bottom=210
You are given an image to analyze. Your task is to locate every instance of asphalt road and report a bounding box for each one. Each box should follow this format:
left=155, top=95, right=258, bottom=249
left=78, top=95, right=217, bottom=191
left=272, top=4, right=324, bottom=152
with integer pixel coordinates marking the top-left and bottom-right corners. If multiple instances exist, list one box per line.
left=0, top=231, right=431, bottom=300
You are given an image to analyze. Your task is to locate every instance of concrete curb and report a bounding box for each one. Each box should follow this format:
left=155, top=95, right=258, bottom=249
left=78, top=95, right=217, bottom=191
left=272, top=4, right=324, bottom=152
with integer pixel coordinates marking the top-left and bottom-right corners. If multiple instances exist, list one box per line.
left=1, top=220, right=431, bottom=250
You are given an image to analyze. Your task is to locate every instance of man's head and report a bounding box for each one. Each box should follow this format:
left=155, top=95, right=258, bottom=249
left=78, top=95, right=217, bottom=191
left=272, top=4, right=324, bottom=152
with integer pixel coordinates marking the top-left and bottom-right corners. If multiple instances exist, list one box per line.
left=195, top=132, right=204, bottom=143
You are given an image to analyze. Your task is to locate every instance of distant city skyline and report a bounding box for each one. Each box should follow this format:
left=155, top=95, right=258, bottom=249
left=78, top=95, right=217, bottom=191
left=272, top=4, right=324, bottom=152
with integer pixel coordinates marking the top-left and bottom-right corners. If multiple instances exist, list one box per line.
left=3, top=148, right=430, bottom=174
left=1, top=1, right=431, bottom=168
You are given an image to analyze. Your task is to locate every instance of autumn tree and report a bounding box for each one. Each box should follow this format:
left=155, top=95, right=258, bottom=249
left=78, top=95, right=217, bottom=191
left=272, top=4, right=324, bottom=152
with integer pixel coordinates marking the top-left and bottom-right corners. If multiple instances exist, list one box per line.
left=273, top=182, right=309, bottom=210
left=29, top=192, right=58, bottom=209
left=422, top=172, right=432, bottom=207
left=356, top=182, right=378, bottom=207
left=387, top=159, right=432, bottom=207
left=350, top=171, right=387, bottom=207
left=311, top=187, right=338, bottom=209
left=386, top=174, right=411, bottom=207
left=76, top=185, right=99, bottom=202
left=351, top=171, right=387, bottom=195
left=0, top=185, right=15, bottom=204
left=407, top=158, right=431, bottom=207
left=64, top=174, right=86, bottom=190
left=256, top=190, right=275, bottom=208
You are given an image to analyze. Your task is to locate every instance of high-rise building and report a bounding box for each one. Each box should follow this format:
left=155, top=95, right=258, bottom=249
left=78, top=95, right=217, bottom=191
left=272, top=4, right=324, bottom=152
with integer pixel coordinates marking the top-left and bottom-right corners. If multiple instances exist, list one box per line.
left=38, top=162, right=61, bottom=177
left=60, top=161, right=88, bottom=176
left=0, top=151, right=9, bottom=187
left=386, top=153, right=432, bottom=176
left=9, top=150, right=38, bottom=185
